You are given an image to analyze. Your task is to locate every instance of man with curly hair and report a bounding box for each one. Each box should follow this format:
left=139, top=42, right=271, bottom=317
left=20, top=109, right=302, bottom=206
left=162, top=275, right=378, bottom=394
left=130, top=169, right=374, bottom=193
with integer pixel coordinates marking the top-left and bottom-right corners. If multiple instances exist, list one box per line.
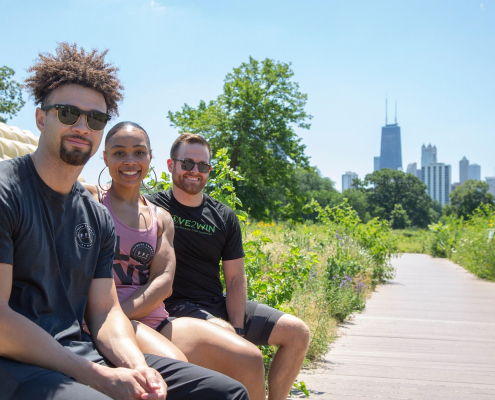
left=0, top=43, right=248, bottom=400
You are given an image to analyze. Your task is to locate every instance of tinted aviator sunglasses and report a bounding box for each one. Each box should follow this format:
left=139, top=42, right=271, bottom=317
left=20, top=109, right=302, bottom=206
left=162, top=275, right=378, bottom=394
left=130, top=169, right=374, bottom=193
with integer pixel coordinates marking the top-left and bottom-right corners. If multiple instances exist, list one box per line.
left=173, top=158, right=212, bottom=173
left=41, top=104, right=110, bottom=131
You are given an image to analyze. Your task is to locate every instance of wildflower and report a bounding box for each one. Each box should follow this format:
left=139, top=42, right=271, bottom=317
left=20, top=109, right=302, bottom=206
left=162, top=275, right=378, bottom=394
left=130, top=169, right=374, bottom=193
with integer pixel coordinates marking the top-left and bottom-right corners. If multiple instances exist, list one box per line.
left=340, top=242, right=344, bottom=246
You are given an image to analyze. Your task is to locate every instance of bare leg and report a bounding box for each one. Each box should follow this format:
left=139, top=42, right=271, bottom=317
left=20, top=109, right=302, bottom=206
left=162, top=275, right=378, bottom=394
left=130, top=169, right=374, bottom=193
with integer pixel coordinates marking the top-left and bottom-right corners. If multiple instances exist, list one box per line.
left=205, top=317, right=235, bottom=332
left=266, top=315, right=311, bottom=400
left=161, top=317, right=266, bottom=400
left=130, top=320, right=188, bottom=362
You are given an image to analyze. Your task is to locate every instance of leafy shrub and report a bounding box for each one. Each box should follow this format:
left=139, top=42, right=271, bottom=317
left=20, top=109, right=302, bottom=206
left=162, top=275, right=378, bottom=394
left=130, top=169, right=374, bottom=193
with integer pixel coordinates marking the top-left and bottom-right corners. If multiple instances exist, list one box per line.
left=309, top=198, right=397, bottom=285
left=244, top=230, right=319, bottom=311
left=324, top=255, right=367, bottom=322
left=428, top=205, right=495, bottom=280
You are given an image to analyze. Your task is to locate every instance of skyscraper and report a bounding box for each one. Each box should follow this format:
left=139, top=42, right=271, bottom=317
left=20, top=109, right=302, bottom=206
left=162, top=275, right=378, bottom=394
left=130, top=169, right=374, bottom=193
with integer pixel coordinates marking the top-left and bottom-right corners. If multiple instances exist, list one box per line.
left=468, top=164, right=481, bottom=181
left=406, top=162, right=416, bottom=175
left=486, top=177, right=495, bottom=197
left=459, top=156, right=469, bottom=184
left=421, top=144, right=437, bottom=167
left=379, top=100, right=402, bottom=171
left=406, top=162, right=420, bottom=178
left=423, top=163, right=452, bottom=206
left=374, top=156, right=380, bottom=171
left=342, top=171, right=358, bottom=191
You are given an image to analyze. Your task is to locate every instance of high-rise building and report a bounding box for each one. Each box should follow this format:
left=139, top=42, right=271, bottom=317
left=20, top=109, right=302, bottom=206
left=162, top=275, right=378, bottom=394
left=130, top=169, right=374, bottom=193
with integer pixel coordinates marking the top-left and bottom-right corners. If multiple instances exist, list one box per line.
left=422, top=163, right=452, bottom=206
left=406, top=162, right=418, bottom=176
left=374, top=156, right=380, bottom=171
left=379, top=100, right=402, bottom=170
left=486, top=177, right=495, bottom=197
left=342, top=171, right=358, bottom=191
left=406, top=162, right=422, bottom=179
left=421, top=144, right=437, bottom=167
left=468, top=164, right=481, bottom=181
left=459, top=156, right=469, bottom=184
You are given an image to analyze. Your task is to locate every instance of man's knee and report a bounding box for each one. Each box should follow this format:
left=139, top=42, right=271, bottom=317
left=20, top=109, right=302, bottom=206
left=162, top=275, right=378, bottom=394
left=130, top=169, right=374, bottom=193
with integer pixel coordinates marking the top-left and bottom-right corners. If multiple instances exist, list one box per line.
left=268, top=314, right=311, bottom=349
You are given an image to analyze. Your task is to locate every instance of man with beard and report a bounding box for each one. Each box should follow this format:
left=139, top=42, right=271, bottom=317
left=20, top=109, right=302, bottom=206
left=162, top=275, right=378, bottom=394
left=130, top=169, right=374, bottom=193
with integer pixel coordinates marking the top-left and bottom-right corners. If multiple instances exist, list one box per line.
left=146, top=133, right=311, bottom=400
left=0, top=43, right=248, bottom=400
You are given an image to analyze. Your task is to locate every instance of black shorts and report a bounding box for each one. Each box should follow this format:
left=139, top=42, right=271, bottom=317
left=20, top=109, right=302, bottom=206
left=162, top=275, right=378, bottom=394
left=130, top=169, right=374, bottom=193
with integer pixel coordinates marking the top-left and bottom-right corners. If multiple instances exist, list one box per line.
left=0, top=353, right=248, bottom=400
left=165, top=298, right=284, bottom=346
left=156, top=316, right=176, bottom=332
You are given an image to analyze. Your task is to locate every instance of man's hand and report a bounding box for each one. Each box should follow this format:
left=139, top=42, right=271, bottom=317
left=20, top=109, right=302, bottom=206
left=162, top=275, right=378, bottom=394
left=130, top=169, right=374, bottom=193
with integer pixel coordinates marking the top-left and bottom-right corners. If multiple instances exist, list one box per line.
left=91, top=364, right=167, bottom=400
left=136, top=365, right=168, bottom=399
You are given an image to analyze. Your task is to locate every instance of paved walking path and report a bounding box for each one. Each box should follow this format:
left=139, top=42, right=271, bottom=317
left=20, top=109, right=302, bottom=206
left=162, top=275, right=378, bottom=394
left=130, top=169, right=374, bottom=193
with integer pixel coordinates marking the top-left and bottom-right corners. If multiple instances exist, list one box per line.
left=294, top=254, right=495, bottom=399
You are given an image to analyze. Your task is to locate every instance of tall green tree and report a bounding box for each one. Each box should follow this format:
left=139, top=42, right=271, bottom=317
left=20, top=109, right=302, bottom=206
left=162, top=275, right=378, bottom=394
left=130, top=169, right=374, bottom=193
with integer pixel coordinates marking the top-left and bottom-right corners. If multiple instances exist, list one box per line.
left=0, top=66, right=25, bottom=123
left=295, top=167, right=342, bottom=220
left=445, top=180, right=495, bottom=219
left=168, top=57, right=312, bottom=220
left=342, top=188, right=370, bottom=222
left=355, top=169, right=432, bottom=228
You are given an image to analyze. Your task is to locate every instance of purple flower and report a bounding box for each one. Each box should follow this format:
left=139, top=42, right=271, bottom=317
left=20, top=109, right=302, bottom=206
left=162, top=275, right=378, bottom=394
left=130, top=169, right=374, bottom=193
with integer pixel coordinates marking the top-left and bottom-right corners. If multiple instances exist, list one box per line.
left=340, top=242, right=344, bottom=246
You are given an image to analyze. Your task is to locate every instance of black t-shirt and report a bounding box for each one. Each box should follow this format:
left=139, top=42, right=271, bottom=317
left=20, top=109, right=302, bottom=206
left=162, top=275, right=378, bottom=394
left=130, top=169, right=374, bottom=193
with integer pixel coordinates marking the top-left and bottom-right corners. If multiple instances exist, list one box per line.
left=146, top=190, right=244, bottom=303
left=0, top=155, right=115, bottom=363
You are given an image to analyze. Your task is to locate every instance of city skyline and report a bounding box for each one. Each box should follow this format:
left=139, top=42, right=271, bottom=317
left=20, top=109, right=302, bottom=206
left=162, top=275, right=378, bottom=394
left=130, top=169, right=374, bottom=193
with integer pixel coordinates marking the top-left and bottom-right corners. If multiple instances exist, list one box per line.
left=1, top=1, right=494, bottom=191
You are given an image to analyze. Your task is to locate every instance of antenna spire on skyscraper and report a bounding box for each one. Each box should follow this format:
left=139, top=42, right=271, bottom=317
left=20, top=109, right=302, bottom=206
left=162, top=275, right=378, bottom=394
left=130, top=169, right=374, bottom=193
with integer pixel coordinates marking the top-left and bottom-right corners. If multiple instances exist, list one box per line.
left=385, top=96, right=388, bottom=125
left=395, top=100, right=397, bottom=124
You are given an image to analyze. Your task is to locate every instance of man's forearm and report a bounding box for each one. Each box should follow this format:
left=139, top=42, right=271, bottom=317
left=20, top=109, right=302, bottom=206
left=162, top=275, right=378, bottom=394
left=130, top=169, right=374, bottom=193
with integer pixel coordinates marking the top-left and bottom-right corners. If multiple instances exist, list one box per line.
left=88, top=305, right=149, bottom=370
left=225, top=274, right=247, bottom=329
left=0, top=305, right=100, bottom=384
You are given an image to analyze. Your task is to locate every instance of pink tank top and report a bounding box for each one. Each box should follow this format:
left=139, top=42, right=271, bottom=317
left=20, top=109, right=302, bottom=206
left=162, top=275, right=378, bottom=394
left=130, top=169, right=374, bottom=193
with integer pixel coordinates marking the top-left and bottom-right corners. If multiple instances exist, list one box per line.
left=102, top=188, right=169, bottom=329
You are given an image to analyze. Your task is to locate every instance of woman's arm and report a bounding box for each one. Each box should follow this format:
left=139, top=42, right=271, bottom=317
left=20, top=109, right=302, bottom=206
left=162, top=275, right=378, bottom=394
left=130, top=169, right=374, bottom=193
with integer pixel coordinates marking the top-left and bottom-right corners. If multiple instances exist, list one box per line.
left=120, top=208, right=176, bottom=320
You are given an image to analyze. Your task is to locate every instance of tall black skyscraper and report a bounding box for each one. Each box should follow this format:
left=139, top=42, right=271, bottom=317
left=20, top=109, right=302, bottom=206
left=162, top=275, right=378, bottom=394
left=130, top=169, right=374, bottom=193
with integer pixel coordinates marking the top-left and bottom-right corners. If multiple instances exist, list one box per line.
left=379, top=100, right=402, bottom=171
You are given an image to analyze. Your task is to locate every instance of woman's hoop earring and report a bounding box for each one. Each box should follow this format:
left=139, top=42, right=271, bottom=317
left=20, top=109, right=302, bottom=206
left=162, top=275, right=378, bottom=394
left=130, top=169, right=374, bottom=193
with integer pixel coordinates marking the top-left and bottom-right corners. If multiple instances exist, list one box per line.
left=98, top=166, right=110, bottom=191
left=141, top=167, right=158, bottom=190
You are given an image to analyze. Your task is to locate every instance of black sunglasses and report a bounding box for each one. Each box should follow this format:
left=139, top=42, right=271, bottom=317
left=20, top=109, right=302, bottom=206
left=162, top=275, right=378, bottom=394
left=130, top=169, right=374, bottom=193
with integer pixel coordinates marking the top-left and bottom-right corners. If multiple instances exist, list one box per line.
left=173, top=158, right=212, bottom=173
left=41, top=104, right=110, bottom=131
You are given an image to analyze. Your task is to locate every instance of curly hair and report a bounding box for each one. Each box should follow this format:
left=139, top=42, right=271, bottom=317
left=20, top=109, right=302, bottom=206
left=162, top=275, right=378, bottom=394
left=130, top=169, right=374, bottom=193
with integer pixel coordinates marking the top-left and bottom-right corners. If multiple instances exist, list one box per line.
left=24, top=42, right=124, bottom=116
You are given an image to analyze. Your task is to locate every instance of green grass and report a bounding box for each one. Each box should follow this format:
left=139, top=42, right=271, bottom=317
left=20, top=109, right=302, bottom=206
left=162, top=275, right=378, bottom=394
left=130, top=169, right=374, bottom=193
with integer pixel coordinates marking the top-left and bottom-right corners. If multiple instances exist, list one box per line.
left=391, top=229, right=430, bottom=253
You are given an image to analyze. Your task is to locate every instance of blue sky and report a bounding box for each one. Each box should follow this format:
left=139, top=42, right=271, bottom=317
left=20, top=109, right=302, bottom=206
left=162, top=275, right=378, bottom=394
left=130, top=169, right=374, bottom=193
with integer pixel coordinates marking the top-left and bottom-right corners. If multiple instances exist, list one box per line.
left=2, top=0, right=494, bottom=190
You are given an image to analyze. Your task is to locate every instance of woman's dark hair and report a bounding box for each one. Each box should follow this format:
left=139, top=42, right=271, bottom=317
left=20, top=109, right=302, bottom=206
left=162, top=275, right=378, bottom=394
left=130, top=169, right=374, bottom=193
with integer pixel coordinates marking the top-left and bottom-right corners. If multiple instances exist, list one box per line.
left=105, top=121, right=151, bottom=149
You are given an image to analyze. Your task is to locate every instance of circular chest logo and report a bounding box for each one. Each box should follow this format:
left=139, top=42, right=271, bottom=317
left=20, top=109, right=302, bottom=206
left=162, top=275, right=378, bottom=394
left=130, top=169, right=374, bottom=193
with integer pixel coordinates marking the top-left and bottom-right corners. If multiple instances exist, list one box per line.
left=130, top=242, right=154, bottom=264
left=75, top=223, right=96, bottom=249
